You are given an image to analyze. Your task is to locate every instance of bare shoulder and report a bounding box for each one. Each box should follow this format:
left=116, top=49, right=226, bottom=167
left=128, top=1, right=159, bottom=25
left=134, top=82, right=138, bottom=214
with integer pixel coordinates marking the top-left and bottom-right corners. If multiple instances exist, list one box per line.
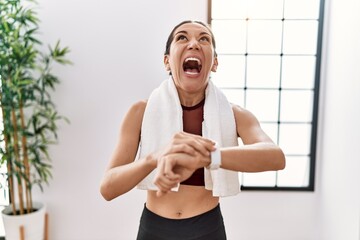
left=230, top=103, right=272, bottom=144
left=231, top=103, right=247, bottom=114
left=109, top=100, right=148, bottom=168
left=128, top=100, right=147, bottom=117
left=231, top=103, right=259, bottom=125
left=119, top=100, right=148, bottom=136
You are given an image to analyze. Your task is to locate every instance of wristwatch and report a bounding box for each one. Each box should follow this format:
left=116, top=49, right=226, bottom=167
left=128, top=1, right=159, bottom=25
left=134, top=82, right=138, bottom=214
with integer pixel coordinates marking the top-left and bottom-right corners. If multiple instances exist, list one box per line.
left=208, top=146, right=221, bottom=170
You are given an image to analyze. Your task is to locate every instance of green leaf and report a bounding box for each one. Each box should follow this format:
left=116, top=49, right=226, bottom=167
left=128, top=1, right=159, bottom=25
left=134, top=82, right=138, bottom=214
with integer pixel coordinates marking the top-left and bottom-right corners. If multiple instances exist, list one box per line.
left=0, top=0, right=71, bottom=207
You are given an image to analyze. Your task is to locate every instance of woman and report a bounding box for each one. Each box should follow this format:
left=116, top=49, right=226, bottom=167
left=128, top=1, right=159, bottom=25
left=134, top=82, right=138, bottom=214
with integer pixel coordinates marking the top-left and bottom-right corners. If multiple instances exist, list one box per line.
left=100, top=20, right=285, bottom=240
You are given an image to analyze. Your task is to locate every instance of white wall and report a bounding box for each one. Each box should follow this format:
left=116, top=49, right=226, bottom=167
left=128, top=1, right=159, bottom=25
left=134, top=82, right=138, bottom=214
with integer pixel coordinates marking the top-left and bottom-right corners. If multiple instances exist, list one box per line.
left=30, top=0, right=359, bottom=240
left=317, top=0, right=360, bottom=239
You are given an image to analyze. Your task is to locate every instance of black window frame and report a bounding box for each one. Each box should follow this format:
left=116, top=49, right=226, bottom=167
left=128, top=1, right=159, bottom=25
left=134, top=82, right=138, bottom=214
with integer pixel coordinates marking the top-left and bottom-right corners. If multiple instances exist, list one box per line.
left=209, top=0, right=326, bottom=191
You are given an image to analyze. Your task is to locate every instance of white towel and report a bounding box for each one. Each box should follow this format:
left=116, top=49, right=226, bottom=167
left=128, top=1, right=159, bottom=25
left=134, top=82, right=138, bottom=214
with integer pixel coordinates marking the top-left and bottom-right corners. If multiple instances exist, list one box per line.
left=137, top=77, right=240, bottom=197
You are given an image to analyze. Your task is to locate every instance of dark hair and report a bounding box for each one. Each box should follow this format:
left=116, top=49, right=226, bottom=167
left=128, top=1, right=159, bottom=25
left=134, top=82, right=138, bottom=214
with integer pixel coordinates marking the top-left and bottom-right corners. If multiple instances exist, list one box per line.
left=164, top=20, right=217, bottom=57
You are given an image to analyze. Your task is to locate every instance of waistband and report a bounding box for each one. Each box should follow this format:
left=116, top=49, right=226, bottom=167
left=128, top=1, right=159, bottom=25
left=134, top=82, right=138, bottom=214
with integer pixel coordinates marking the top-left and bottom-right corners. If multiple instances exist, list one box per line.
left=138, top=203, right=226, bottom=239
left=143, top=203, right=221, bottom=222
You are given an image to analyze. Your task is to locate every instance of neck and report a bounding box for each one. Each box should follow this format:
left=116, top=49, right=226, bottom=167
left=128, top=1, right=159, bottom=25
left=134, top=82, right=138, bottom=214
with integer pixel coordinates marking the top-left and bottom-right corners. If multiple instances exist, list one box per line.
left=178, top=92, right=205, bottom=107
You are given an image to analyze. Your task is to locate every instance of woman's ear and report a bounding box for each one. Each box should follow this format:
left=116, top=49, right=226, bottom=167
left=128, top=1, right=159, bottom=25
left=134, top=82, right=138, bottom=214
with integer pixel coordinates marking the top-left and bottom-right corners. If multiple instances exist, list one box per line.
left=164, top=55, right=171, bottom=71
left=211, top=57, right=218, bottom=72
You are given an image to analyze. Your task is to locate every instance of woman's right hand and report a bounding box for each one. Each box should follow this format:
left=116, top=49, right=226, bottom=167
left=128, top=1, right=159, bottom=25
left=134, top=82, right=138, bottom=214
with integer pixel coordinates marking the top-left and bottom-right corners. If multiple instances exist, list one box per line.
left=152, top=132, right=215, bottom=196
left=154, top=132, right=216, bottom=161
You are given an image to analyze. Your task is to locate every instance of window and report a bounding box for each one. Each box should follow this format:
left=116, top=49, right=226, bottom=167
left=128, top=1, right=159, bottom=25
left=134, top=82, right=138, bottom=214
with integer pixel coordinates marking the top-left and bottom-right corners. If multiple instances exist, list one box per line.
left=210, top=0, right=325, bottom=190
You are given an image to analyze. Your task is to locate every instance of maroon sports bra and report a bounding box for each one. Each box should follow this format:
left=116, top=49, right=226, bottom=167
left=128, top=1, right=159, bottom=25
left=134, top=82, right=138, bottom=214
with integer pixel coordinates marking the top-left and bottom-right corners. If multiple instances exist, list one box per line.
left=180, top=98, right=205, bottom=186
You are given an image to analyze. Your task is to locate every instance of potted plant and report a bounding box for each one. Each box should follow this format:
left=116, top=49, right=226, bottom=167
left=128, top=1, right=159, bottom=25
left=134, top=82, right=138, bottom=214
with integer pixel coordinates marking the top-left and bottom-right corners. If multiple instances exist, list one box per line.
left=0, top=0, right=71, bottom=239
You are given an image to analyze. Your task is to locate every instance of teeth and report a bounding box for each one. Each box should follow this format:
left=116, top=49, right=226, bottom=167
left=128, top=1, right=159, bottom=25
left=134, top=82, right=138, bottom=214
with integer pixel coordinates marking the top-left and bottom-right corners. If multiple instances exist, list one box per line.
left=185, top=57, right=201, bottom=64
left=185, top=71, right=199, bottom=75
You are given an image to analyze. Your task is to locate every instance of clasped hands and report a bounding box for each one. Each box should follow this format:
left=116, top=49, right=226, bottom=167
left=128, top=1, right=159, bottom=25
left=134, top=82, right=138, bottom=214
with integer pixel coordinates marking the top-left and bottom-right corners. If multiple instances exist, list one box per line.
left=153, top=132, right=216, bottom=197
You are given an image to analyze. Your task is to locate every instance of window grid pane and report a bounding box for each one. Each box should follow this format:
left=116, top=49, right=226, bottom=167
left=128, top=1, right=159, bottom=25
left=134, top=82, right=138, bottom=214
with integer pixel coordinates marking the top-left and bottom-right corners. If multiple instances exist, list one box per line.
left=211, top=0, right=324, bottom=190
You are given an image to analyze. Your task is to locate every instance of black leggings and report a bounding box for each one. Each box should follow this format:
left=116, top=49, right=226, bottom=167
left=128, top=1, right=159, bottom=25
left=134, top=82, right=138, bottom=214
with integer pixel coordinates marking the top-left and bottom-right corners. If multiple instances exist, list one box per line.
left=136, top=204, right=227, bottom=240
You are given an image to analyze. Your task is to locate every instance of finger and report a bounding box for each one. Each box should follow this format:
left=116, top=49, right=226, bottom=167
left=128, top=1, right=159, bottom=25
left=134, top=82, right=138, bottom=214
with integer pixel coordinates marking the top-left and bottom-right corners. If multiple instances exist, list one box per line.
left=181, top=152, right=210, bottom=169
left=181, top=132, right=215, bottom=145
left=170, top=132, right=215, bottom=156
left=154, top=173, right=178, bottom=191
left=170, top=144, right=196, bottom=156
left=161, top=173, right=179, bottom=185
left=171, top=139, right=208, bottom=156
left=160, top=183, right=179, bottom=196
left=197, top=138, right=216, bottom=151
left=163, top=171, right=180, bottom=181
left=163, top=157, right=181, bottom=180
left=180, top=133, right=216, bottom=153
left=184, top=138, right=213, bottom=157
left=154, top=180, right=175, bottom=197
left=156, top=156, right=166, bottom=176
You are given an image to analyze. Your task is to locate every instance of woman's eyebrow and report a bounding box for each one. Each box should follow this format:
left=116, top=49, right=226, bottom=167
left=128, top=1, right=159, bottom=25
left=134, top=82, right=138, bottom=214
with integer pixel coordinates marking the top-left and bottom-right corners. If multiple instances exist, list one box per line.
left=174, top=31, right=211, bottom=37
left=199, top=32, right=211, bottom=37
left=174, top=30, right=188, bottom=36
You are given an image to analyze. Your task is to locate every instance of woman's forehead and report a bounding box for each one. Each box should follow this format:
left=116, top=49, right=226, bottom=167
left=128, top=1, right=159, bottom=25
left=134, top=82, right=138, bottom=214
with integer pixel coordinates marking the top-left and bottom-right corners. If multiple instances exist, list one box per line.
left=174, top=22, right=211, bottom=35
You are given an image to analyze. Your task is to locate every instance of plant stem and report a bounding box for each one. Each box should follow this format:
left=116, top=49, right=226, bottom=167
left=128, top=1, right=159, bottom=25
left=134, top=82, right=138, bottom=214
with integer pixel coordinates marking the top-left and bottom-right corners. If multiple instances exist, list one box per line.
left=19, top=101, right=32, bottom=213
left=0, top=94, right=16, bottom=215
left=10, top=108, right=25, bottom=215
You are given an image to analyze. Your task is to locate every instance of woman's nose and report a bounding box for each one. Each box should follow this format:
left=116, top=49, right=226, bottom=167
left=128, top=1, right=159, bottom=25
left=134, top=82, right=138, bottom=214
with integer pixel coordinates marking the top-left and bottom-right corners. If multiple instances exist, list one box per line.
left=187, top=39, right=200, bottom=50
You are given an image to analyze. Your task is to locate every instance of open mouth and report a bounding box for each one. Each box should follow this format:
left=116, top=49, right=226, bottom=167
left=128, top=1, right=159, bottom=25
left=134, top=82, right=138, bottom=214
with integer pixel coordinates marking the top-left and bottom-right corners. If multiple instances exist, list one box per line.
left=183, top=57, right=202, bottom=75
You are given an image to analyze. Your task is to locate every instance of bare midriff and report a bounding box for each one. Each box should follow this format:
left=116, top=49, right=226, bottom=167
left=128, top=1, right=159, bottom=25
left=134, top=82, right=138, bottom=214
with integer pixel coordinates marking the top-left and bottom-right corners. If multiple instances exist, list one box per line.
left=146, top=185, right=219, bottom=219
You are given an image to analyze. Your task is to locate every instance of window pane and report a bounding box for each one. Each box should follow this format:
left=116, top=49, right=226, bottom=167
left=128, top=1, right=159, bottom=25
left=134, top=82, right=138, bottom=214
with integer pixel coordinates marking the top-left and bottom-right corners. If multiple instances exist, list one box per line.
left=213, top=55, right=245, bottom=88
left=212, top=20, right=247, bottom=54
left=246, top=90, right=279, bottom=122
left=247, top=20, right=283, bottom=54
left=222, top=89, right=245, bottom=107
left=247, top=55, right=281, bottom=88
left=279, top=123, right=311, bottom=155
left=281, top=56, right=316, bottom=89
left=277, top=156, right=310, bottom=187
left=280, top=90, right=313, bottom=122
left=282, top=20, right=318, bottom=54
left=212, top=0, right=247, bottom=19
left=284, top=0, right=321, bottom=19
left=247, top=0, right=284, bottom=19
left=242, top=171, right=277, bottom=187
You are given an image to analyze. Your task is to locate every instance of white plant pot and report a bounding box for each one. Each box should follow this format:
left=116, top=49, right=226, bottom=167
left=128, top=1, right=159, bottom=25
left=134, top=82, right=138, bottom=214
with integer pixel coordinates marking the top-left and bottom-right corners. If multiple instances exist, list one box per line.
left=1, top=202, right=46, bottom=240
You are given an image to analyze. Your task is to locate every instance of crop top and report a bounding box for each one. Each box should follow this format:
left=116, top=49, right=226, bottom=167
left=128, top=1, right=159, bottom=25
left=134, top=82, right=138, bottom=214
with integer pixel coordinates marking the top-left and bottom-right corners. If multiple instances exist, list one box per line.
left=180, top=98, right=205, bottom=186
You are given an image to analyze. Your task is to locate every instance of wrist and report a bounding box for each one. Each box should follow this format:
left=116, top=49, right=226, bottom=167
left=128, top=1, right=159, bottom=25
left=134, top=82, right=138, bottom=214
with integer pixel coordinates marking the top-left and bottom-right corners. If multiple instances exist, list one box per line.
left=145, top=153, right=157, bottom=169
left=208, top=145, right=222, bottom=170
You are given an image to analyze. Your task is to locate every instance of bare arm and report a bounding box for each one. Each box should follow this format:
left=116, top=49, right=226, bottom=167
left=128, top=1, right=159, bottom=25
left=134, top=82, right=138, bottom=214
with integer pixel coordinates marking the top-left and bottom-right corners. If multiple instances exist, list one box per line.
left=220, top=104, right=286, bottom=172
left=100, top=101, right=216, bottom=201
left=100, top=101, right=156, bottom=201
left=153, top=105, right=285, bottom=195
